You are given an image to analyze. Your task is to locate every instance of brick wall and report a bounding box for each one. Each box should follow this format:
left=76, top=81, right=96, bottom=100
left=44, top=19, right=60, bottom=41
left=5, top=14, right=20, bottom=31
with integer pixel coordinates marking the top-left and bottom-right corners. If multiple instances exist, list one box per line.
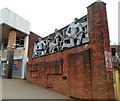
left=28, top=31, right=41, bottom=60
left=27, top=2, right=115, bottom=99
left=87, top=2, right=114, bottom=99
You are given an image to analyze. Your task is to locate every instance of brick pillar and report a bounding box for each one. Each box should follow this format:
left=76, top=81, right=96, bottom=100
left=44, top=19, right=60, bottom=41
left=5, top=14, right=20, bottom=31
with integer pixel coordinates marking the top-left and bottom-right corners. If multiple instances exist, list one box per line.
left=87, top=1, right=115, bottom=99
left=5, top=30, right=16, bottom=79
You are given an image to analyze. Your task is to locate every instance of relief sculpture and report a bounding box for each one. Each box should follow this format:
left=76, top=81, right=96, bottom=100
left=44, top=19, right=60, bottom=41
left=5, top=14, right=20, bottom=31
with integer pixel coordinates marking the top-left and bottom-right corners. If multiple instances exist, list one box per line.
left=33, top=16, right=89, bottom=58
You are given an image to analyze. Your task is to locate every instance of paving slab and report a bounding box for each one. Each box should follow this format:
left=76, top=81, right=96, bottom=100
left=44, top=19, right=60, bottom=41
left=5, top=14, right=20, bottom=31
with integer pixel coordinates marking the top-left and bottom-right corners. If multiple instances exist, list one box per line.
left=1, top=77, right=70, bottom=99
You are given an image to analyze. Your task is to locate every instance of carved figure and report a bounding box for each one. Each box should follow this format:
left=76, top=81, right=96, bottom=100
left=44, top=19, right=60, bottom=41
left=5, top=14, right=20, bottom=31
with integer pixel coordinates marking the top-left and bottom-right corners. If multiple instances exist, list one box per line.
left=33, top=43, right=38, bottom=57
left=48, top=29, right=63, bottom=53
left=33, top=17, right=89, bottom=58
left=35, top=39, right=46, bottom=56
left=62, top=18, right=83, bottom=49
left=47, top=36, right=55, bottom=53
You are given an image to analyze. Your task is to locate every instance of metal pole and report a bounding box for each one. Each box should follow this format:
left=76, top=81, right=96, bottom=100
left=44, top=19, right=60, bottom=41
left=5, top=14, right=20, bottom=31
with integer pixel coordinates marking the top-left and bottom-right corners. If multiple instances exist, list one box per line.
left=114, top=69, right=119, bottom=100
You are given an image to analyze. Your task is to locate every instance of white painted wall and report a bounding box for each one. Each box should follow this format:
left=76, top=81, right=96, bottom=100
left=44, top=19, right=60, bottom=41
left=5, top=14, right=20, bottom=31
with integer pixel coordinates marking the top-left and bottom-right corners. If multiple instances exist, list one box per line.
left=0, top=26, right=2, bottom=43
left=21, top=35, right=29, bottom=79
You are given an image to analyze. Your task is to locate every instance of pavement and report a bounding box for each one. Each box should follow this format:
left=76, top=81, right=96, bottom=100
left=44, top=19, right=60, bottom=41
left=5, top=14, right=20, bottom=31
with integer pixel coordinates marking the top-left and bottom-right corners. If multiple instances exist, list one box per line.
left=1, top=76, right=70, bottom=99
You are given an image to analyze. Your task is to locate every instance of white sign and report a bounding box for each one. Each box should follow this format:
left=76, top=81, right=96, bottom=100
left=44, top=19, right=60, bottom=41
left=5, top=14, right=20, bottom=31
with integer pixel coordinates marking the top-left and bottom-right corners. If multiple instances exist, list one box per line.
left=105, top=51, right=112, bottom=70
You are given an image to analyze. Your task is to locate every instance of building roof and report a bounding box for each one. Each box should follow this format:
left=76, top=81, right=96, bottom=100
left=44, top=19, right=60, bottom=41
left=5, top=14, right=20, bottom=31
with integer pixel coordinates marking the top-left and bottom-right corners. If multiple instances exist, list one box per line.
left=0, top=8, right=30, bottom=35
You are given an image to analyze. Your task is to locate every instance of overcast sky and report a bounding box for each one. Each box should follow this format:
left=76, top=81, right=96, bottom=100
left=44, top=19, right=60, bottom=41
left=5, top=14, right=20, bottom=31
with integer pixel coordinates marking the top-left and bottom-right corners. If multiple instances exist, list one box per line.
left=0, top=0, right=119, bottom=45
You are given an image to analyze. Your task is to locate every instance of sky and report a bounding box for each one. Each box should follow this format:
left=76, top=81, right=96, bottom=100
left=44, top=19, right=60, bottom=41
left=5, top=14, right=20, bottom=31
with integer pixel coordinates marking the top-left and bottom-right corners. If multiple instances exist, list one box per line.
left=0, top=0, right=119, bottom=45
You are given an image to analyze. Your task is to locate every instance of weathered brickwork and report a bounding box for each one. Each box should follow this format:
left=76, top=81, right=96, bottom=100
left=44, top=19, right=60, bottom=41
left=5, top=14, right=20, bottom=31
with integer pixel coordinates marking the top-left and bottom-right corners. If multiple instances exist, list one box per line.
left=27, top=2, right=115, bottom=99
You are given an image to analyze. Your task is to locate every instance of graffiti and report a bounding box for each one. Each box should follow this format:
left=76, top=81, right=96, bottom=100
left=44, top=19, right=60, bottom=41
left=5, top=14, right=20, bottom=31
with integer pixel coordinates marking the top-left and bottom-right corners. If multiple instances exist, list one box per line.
left=33, top=16, right=89, bottom=58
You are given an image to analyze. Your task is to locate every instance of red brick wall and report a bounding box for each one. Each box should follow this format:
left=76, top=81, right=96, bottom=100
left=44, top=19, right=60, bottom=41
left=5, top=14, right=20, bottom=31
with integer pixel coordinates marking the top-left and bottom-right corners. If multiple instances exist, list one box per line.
left=27, top=2, right=114, bottom=99
left=28, top=32, right=41, bottom=60
left=87, top=2, right=114, bottom=99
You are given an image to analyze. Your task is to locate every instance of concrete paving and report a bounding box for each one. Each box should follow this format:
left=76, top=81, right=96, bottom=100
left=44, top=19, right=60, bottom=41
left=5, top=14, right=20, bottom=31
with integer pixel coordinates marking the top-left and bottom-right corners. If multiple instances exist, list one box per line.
left=1, top=76, right=70, bottom=99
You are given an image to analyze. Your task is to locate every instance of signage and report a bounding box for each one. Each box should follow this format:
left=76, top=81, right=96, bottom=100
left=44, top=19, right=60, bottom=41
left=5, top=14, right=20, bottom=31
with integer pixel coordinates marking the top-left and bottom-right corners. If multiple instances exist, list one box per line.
left=13, top=60, right=20, bottom=70
left=105, top=51, right=112, bottom=70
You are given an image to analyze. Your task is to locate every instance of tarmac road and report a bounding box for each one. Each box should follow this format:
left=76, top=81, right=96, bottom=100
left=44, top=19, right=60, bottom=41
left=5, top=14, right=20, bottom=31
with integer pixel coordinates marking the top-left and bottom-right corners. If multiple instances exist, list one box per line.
left=1, top=77, right=70, bottom=99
